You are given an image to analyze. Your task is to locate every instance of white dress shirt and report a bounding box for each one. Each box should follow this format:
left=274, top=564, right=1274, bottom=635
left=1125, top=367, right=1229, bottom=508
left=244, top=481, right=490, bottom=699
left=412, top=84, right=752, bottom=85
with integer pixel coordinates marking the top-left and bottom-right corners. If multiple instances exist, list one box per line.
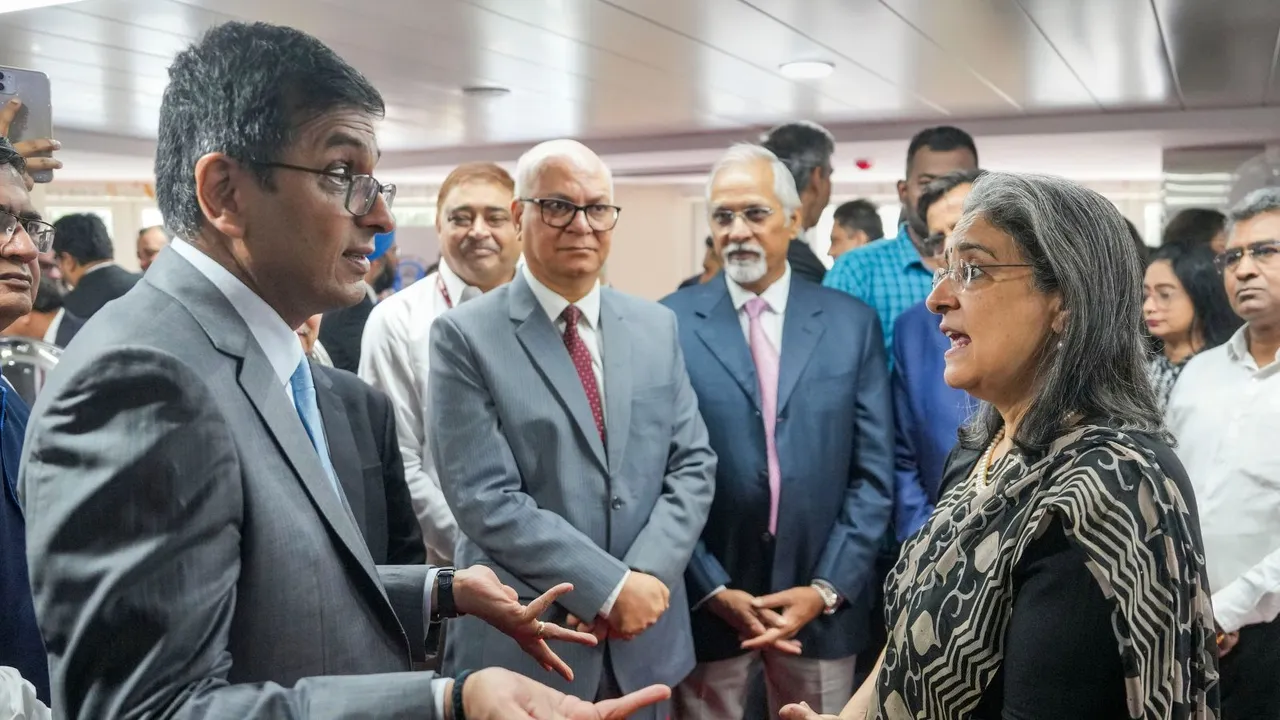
left=1167, top=325, right=1280, bottom=633
left=521, top=264, right=628, bottom=617
left=42, top=308, right=65, bottom=345
left=359, top=259, right=482, bottom=563
left=172, top=240, right=445, bottom=701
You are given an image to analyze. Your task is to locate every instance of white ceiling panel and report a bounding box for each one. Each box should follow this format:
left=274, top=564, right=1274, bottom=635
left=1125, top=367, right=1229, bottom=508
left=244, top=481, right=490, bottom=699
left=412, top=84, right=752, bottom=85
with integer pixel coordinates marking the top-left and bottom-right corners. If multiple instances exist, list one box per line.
left=0, top=0, right=1273, bottom=162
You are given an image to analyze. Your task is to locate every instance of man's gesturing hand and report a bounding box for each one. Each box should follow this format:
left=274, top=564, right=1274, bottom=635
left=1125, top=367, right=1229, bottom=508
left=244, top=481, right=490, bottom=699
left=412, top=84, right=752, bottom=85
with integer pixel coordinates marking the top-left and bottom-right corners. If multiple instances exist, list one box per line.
left=453, top=566, right=598, bottom=681
left=454, top=668, right=671, bottom=720
left=607, top=572, right=669, bottom=640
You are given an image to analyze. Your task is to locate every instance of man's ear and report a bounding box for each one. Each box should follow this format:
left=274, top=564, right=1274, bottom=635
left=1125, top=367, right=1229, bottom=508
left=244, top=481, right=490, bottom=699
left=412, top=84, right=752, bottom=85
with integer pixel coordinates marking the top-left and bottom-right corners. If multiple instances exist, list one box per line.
left=194, top=153, right=248, bottom=241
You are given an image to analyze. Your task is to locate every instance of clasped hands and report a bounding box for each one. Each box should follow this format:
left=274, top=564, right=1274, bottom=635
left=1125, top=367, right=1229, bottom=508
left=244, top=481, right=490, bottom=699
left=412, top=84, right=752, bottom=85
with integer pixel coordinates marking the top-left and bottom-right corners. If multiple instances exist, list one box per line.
left=564, top=571, right=670, bottom=642
left=709, top=585, right=827, bottom=655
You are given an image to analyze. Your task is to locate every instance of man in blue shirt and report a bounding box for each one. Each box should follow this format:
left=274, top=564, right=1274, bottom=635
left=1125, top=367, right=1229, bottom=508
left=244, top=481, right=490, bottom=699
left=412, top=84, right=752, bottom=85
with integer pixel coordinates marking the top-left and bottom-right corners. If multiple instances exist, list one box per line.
left=823, top=126, right=979, bottom=355
left=0, top=135, right=54, bottom=706
left=891, top=170, right=984, bottom=541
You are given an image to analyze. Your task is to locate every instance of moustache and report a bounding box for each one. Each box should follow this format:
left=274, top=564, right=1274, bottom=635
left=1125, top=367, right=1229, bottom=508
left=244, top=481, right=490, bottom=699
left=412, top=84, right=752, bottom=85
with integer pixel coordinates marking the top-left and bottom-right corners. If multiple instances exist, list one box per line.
left=460, top=236, right=502, bottom=254
left=723, top=241, right=765, bottom=258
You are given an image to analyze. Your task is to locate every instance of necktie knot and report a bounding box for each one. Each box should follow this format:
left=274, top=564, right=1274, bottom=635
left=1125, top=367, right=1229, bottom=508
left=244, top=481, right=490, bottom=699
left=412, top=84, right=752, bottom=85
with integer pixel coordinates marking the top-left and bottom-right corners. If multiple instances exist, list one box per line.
left=290, top=358, right=315, bottom=397
left=560, top=304, right=583, bottom=328
left=745, top=296, right=769, bottom=319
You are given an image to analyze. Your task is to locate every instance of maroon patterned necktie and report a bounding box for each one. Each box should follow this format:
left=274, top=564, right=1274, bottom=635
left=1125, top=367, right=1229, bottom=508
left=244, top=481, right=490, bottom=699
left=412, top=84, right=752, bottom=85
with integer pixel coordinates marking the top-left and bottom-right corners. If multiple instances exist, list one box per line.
left=560, top=305, right=606, bottom=444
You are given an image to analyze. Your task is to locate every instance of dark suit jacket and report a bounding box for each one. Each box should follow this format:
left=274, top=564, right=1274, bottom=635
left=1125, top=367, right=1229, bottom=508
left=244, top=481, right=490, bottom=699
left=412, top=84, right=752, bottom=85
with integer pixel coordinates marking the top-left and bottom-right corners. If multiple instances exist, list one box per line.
left=787, top=239, right=827, bottom=284
left=661, top=276, right=894, bottom=662
left=320, top=292, right=376, bottom=373
left=62, top=263, right=141, bottom=319
left=312, top=363, right=425, bottom=566
left=53, top=309, right=86, bottom=348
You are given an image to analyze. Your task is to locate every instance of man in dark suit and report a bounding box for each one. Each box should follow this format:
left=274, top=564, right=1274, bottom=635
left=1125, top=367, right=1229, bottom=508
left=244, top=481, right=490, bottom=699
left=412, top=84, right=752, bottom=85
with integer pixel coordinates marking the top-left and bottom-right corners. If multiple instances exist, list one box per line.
left=663, top=144, right=893, bottom=718
left=310, top=359, right=425, bottom=566
left=50, top=213, right=140, bottom=319
left=761, top=121, right=836, bottom=285
left=678, top=236, right=721, bottom=290
left=1, top=276, right=85, bottom=348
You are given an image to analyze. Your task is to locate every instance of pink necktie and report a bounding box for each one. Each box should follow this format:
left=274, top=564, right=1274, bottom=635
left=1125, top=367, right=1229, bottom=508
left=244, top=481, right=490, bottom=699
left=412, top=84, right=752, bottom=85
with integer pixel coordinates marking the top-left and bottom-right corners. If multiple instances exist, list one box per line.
left=745, top=297, right=781, bottom=535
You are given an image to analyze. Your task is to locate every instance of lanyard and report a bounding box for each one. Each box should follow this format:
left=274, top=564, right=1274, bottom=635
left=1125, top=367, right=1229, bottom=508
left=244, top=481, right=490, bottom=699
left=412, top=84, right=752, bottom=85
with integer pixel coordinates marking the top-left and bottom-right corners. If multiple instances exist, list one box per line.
left=436, top=273, right=454, bottom=309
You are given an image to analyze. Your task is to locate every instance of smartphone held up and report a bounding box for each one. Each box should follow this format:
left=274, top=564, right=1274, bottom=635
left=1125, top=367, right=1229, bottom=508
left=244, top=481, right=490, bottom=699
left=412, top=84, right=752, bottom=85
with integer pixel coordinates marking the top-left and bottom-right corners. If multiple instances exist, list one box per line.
left=0, top=66, right=58, bottom=186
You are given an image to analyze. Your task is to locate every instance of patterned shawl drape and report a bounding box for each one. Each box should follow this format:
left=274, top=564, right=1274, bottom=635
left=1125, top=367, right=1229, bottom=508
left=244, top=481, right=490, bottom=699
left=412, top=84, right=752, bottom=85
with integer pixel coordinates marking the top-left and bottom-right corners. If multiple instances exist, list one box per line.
left=874, top=425, right=1219, bottom=720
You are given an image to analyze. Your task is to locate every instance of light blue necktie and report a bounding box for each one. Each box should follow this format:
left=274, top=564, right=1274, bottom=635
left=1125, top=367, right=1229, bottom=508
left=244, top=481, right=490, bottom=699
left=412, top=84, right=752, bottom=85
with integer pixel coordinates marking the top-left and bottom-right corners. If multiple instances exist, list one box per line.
left=289, top=359, right=343, bottom=500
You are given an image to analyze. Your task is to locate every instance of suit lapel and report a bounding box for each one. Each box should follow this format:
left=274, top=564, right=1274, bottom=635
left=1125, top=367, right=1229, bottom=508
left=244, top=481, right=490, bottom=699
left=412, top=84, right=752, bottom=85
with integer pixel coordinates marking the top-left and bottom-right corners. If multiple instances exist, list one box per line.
left=509, top=275, right=608, bottom=472
left=312, top=365, right=368, bottom=542
left=776, top=281, right=825, bottom=413
left=693, top=280, right=760, bottom=410
left=600, top=292, right=631, bottom=472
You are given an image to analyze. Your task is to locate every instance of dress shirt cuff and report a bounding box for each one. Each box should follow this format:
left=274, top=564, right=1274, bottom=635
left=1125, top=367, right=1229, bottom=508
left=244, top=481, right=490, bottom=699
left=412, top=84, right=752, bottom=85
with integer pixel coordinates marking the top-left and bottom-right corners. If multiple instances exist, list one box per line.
left=599, top=569, right=630, bottom=618
left=691, top=585, right=727, bottom=611
left=1213, top=577, right=1279, bottom=634
left=431, top=677, right=449, bottom=720
left=811, top=578, right=844, bottom=609
left=423, top=566, right=442, bottom=631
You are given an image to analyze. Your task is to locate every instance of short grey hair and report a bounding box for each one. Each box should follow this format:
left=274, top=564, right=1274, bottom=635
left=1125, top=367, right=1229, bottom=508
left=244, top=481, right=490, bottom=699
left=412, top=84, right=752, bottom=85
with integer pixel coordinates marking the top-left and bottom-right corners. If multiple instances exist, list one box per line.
left=706, top=143, right=803, bottom=217
left=760, top=120, right=836, bottom=194
left=954, top=172, right=1164, bottom=454
left=514, top=139, right=613, bottom=199
left=1227, top=186, right=1280, bottom=234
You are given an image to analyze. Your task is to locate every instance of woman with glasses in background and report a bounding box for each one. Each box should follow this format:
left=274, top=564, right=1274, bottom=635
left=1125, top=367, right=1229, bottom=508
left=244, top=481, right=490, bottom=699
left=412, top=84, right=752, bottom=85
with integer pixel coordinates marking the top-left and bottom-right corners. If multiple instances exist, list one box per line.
left=1143, top=242, right=1242, bottom=410
left=784, top=172, right=1217, bottom=720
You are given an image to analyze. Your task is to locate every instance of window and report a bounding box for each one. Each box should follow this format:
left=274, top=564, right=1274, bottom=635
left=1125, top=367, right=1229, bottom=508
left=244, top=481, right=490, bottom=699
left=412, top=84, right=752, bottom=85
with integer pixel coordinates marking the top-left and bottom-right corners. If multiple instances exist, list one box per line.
left=140, top=207, right=165, bottom=230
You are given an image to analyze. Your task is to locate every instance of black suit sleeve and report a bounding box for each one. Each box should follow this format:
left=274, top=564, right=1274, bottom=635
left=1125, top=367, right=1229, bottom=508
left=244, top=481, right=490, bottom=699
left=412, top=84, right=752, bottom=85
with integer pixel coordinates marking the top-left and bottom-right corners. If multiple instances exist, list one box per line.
left=369, top=387, right=426, bottom=565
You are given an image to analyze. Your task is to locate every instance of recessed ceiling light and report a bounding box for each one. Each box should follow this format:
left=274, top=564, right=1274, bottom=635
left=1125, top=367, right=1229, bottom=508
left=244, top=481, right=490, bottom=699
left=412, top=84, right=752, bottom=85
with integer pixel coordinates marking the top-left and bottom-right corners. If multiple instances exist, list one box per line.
left=0, top=0, right=86, bottom=14
left=779, top=61, right=834, bottom=80
left=461, top=85, right=511, bottom=98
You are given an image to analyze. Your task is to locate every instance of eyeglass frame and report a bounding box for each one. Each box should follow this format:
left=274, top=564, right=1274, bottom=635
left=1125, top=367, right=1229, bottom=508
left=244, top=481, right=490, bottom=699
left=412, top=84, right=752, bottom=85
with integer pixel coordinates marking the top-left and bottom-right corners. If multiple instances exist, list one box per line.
left=932, top=258, right=1033, bottom=292
left=708, top=206, right=777, bottom=229
left=1214, top=239, right=1280, bottom=273
left=251, top=161, right=396, bottom=217
left=0, top=207, right=55, bottom=254
left=518, top=197, right=622, bottom=231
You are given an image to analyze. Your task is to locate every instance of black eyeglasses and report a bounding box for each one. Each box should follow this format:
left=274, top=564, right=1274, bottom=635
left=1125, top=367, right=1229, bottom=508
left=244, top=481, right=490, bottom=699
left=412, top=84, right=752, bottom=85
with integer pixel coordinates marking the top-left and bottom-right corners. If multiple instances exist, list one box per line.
left=0, top=207, right=54, bottom=253
left=254, top=162, right=396, bottom=217
left=1215, top=240, right=1280, bottom=273
left=520, top=197, right=621, bottom=231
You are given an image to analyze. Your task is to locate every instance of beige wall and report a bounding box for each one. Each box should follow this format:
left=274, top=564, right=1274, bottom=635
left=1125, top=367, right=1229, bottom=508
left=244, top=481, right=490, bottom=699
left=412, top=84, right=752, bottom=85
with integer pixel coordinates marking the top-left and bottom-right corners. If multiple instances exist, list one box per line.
left=605, top=184, right=704, bottom=300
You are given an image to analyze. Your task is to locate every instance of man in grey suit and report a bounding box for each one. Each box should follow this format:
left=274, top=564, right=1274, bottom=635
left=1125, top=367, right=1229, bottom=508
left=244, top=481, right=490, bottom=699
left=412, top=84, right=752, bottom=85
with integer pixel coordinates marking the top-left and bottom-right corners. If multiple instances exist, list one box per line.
left=429, top=139, right=718, bottom=717
left=19, top=22, right=666, bottom=720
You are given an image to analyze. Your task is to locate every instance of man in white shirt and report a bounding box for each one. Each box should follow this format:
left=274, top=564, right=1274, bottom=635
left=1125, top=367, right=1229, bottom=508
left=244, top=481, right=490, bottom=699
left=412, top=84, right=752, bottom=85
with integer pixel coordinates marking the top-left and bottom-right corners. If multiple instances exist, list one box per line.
left=1167, top=186, right=1280, bottom=719
left=359, top=161, right=522, bottom=563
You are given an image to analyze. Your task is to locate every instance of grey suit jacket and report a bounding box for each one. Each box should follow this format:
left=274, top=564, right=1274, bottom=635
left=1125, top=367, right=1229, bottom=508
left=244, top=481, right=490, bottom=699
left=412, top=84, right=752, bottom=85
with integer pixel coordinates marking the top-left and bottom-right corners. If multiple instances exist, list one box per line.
left=20, top=250, right=440, bottom=719
left=429, top=272, right=716, bottom=699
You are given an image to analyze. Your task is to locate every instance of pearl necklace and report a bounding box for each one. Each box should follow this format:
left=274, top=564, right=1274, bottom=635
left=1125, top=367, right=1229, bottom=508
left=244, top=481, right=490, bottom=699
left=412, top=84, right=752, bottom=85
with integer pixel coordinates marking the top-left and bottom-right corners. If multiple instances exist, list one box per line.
left=978, top=427, right=1007, bottom=487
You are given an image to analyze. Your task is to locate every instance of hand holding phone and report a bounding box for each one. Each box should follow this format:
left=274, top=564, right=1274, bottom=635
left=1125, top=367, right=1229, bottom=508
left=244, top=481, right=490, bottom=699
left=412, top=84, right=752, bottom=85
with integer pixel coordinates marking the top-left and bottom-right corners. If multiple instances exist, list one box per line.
left=0, top=66, right=61, bottom=188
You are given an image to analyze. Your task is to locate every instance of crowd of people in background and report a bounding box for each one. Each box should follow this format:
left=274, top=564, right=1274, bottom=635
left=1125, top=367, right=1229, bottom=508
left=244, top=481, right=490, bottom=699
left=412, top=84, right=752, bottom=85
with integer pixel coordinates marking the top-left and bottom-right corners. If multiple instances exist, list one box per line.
left=0, top=18, right=1277, bottom=720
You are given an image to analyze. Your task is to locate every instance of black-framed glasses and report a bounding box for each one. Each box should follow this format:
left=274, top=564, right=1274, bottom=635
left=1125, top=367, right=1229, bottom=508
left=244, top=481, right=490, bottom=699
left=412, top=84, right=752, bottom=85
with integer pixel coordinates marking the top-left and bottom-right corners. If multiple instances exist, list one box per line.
left=1215, top=240, right=1280, bottom=273
left=0, top=207, right=54, bottom=253
left=255, top=162, right=396, bottom=217
left=932, top=259, right=1032, bottom=291
left=709, top=206, right=776, bottom=229
left=519, top=197, right=621, bottom=231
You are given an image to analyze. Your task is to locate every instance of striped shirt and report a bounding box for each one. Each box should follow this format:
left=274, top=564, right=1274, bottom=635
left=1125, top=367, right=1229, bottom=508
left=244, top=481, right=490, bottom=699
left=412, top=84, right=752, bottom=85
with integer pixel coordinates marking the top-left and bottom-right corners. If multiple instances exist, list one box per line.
left=823, top=223, right=934, bottom=355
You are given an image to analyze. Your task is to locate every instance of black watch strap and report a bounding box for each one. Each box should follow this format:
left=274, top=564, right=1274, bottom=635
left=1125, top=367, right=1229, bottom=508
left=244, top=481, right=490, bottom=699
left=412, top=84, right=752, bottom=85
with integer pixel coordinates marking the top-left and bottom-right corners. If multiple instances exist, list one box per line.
left=437, top=568, right=459, bottom=620
left=452, top=669, right=473, bottom=720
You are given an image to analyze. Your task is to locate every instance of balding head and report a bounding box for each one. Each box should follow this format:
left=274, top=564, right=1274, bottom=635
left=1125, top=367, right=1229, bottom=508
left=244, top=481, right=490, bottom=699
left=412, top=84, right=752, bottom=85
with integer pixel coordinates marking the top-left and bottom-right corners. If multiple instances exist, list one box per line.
left=513, top=139, right=618, bottom=302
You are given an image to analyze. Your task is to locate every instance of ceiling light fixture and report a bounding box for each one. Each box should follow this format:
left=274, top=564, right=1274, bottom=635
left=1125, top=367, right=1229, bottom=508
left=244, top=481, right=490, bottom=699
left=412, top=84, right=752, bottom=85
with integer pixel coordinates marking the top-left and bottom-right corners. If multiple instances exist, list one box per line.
left=779, top=61, right=834, bottom=80
left=461, top=85, right=511, bottom=98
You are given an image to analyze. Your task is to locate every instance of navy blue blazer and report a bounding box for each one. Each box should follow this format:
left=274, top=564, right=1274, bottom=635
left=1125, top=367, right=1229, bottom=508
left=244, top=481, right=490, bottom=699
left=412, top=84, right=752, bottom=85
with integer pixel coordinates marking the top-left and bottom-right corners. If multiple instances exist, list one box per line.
left=661, top=274, right=894, bottom=662
left=0, top=379, right=49, bottom=703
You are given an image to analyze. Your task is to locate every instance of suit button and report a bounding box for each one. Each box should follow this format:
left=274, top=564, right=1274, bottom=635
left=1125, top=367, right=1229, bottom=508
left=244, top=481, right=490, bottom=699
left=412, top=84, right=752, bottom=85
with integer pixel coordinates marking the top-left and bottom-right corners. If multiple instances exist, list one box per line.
left=761, top=532, right=773, bottom=544
left=754, top=410, right=762, bottom=418
left=611, top=497, right=623, bottom=510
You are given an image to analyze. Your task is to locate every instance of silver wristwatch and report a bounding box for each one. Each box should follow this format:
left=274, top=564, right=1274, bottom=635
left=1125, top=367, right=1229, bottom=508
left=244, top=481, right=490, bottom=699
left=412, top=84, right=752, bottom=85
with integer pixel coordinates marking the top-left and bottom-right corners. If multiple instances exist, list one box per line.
left=811, top=580, right=840, bottom=616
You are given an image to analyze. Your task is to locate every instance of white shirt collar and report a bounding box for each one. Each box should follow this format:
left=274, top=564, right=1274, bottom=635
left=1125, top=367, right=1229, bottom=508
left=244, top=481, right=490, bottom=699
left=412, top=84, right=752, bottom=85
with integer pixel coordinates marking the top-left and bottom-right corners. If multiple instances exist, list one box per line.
left=438, top=257, right=482, bottom=306
left=1226, top=324, right=1280, bottom=369
left=170, top=238, right=302, bottom=387
left=521, top=263, right=601, bottom=329
left=724, top=262, right=792, bottom=315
